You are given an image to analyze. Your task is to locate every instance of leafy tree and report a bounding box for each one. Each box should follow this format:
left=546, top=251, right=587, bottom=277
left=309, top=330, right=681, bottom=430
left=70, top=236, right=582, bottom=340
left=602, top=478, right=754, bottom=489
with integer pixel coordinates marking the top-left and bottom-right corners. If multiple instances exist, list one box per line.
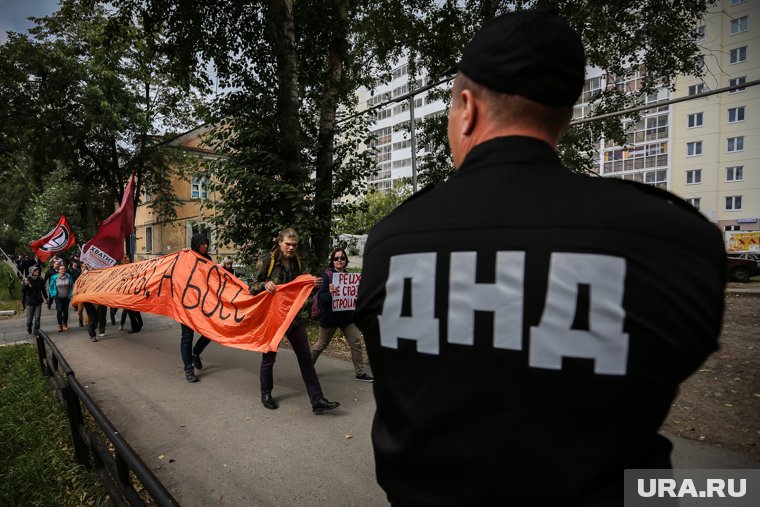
left=0, top=0, right=205, bottom=252
left=336, top=186, right=411, bottom=236
left=19, top=165, right=85, bottom=255
left=112, top=0, right=712, bottom=264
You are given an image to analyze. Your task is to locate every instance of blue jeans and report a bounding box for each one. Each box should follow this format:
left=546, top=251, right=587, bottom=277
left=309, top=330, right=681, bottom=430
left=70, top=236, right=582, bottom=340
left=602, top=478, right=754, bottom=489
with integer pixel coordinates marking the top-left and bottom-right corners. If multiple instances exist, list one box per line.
left=260, top=319, right=324, bottom=406
left=180, top=324, right=211, bottom=372
left=55, top=297, right=70, bottom=325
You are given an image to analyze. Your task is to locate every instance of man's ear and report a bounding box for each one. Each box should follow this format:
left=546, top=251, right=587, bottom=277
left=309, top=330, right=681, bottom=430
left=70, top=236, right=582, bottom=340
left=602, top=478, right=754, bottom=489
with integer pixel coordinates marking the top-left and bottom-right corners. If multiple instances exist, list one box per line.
left=460, top=89, right=477, bottom=136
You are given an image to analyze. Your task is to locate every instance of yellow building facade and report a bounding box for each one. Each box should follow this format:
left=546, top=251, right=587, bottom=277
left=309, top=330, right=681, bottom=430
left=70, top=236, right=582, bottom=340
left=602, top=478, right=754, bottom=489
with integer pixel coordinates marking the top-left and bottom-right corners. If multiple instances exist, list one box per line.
left=133, top=125, right=236, bottom=262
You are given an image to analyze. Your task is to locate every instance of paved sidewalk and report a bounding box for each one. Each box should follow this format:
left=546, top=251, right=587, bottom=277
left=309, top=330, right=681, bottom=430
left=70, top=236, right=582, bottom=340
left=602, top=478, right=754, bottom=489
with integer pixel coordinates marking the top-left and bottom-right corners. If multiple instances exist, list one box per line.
left=1, top=307, right=757, bottom=506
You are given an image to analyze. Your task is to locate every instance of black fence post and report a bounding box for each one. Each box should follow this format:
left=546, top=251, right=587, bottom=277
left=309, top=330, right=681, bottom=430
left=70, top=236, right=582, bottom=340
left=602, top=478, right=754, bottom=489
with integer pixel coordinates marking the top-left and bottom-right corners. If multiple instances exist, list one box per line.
left=62, top=379, right=91, bottom=467
left=35, top=333, right=50, bottom=376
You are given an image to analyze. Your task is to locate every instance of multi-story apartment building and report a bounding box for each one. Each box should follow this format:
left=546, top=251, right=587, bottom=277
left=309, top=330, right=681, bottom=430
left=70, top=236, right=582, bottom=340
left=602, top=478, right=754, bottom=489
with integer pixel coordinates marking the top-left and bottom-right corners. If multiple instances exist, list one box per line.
left=671, top=0, right=759, bottom=233
left=361, top=61, right=447, bottom=192
left=362, top=1, right=759, bottom=240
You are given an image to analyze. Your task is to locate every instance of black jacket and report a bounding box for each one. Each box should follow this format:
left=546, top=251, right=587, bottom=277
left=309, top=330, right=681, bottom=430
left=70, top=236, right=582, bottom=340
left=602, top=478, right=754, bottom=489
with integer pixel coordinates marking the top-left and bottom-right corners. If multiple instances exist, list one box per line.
left=191, top=233, right=212, bottom=261
left=22, top=277, right=47, bottom=306
left=355, top=136, right=726, bottom=506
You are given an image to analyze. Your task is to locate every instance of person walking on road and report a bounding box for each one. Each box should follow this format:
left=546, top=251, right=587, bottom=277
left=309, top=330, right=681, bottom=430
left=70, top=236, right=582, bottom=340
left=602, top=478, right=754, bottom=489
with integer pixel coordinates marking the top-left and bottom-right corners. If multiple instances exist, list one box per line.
left=250, top=228, right=340, bottom=414
left=43, top=259, right=60, bottom=309
left=21, top=266, right=48, bottom=335
left=48, top=263, right=74, bottom=332
left=311, top=247, right=373, bottom=383
left=179, top=233, right=214, bottom=382
left=355, top=10, right=726, bottom=505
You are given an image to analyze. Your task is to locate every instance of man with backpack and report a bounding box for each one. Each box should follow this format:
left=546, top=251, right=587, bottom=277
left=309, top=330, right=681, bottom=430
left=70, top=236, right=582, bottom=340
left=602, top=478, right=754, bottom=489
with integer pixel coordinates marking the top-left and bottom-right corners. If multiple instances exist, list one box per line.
left=250, top=227, right=340, bottom=414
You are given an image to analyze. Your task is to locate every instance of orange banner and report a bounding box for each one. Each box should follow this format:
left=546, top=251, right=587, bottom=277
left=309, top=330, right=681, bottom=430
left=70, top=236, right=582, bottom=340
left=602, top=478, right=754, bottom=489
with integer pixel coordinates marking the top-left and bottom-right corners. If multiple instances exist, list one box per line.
left=71, top=250, right=315, bottom=353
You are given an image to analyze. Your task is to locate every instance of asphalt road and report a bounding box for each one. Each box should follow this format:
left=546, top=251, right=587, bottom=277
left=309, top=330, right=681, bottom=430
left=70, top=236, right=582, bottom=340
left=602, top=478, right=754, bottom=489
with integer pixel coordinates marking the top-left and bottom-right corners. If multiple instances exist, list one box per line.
left=1, top=303, right=757, bottom=506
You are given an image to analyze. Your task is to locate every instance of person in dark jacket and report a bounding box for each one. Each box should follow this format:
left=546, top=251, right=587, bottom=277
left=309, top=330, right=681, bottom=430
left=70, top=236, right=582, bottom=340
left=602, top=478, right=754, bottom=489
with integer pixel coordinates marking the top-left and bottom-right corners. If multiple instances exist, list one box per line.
left=354, top=11, right=726, bottom=506
left=22, top=266, right=48, bottom=335
left=250, top=227, right=339, bottom=414
left=310, top=247, right=373, bottom=382
left=179, top=233, right=214, bottom=382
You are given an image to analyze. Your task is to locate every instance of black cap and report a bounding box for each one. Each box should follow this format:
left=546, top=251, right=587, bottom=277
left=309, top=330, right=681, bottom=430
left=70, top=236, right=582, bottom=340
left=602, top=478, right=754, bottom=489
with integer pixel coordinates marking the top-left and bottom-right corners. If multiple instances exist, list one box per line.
left=455, top=10, right=585, bottom=107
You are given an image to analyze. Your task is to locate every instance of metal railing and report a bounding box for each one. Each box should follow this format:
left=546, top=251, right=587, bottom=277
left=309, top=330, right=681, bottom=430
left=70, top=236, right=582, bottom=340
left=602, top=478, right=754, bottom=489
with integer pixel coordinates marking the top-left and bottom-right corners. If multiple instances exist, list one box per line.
left=35, top=329, right=179, bottom=507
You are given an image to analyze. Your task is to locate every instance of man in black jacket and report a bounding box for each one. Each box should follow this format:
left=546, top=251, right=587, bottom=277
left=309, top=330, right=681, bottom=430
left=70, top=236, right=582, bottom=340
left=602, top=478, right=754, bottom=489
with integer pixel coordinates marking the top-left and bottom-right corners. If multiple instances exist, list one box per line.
left=355, top=10, right=726, bottom=506
left=180, top=233, right=214, bottom=382
left=22, top=266, right=48, bottom=335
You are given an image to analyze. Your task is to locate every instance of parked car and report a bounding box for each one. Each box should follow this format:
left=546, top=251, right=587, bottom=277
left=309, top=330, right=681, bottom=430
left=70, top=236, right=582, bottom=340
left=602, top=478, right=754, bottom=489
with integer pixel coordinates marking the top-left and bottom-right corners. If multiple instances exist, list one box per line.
left=727, top=254, right=760, bottom=283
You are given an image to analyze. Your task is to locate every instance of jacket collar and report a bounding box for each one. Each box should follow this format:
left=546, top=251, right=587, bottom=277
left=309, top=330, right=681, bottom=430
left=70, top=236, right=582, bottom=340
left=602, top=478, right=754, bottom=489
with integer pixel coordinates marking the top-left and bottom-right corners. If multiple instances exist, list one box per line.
left=458, top=136, right=562, bottom=173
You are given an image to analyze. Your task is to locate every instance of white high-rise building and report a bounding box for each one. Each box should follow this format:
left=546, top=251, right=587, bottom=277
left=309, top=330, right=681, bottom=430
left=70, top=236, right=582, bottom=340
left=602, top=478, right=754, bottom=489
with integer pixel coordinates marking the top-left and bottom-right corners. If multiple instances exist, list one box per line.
left=361, top=1, right=759, bottom=238
left=359, top=59, right=447, bottom=192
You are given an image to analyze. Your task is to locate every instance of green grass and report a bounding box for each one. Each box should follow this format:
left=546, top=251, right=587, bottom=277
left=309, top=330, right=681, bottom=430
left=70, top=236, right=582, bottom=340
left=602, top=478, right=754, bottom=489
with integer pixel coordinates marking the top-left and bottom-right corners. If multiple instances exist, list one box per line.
left=0, top=344, right=110, bottom=506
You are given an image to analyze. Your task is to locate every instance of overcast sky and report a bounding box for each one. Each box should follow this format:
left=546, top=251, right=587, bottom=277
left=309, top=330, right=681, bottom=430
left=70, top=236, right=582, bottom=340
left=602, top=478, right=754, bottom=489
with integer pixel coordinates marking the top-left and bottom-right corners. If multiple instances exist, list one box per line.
left=0, top=0, right=60, bottom=43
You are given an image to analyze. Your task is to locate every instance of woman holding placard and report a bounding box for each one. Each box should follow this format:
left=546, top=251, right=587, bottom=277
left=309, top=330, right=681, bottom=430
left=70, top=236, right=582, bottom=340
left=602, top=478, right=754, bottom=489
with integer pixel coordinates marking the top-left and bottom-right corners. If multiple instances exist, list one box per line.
left=311, top=247, right=373, bottom=383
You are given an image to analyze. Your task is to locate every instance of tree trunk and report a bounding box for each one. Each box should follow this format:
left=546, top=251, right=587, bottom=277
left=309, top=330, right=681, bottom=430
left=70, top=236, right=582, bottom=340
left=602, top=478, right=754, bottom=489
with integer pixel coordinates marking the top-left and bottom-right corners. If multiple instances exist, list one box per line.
left=268, top=0, right=302, bottom=206
left=313, top=0, right=349, bottom=262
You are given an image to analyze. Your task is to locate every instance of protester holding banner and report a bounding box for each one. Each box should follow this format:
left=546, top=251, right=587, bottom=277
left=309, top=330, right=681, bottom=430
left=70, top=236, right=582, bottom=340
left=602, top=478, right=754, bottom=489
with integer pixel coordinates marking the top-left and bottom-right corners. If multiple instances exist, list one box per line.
left=311, top=247, right=372, bottom=383
left=251, top=228, right=340, bottom=414
left=48, top=264, right=74, bottom=332
left=21, top=266, right=48, bottom=335
left=180, top=233, right=215, bottom=382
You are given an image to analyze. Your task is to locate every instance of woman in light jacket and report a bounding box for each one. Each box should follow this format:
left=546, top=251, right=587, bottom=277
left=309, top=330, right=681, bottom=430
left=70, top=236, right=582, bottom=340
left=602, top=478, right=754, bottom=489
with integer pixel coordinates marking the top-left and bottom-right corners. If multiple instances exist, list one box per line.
left=48, top=263, right=74, bottom=332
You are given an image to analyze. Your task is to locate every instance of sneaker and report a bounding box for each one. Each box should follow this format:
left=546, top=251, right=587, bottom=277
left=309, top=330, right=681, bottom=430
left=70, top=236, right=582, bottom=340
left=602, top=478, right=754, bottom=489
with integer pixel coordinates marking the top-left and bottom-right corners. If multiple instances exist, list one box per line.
left=185, top=370, right=199, bottom=383
left=192, top=354, right=203, bottom=370
left=62, top=324, right=69, bottom=331
left=98, top=332, right=106, bottom=337
left=355, top=373, right=374, bottom=383
left=78, top=319, right=84, bottom=327
left=58, top=325, right=63, bottom=332
left=91, top=336, right=98, bottom=342
left=27, top=326, right=32, bottom=334
left=118, top=325, right=123, bottom=331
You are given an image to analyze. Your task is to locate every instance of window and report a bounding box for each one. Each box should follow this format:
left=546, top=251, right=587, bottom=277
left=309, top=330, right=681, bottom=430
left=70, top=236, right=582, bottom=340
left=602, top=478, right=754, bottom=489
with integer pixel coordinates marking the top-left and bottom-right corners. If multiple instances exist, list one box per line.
left=191, top=176, right=207, bottom=199
left=729, top=46, right=747, bottom=64
left=687, top=112, right=703, bottom=127
left=725, top=225, right=741, bottom=231
left=145, top=226, right=153, bottom=253
left=693, top=25, right=706, bottom=40
left=730, top=16, right=748, bottom=35
left=729, top=76, right=746, bottom=93
left=728, top=106, right=745, bottom=123
left=688, top=83, right=707, bottom=96
left=686, top=198, right=701, bottom=210
left=726, top=166, right=744, bottom=181
left=727, top=136, right=744, bottom=152
left=687, top=141, right=702, bottom=156
left=730, top=0, right=745, bottom=5
left=644, top=170, right=667, bottom=188
left=142, top=180, right=152, bottom=202
left=686, top=169, right=702, bottom=184
left=725, top=196, right=742, bottom=211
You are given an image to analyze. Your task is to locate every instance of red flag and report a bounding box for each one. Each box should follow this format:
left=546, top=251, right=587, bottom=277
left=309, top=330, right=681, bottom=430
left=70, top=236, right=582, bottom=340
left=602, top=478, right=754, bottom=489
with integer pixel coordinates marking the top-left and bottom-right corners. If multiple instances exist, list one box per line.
left=81, top=174, right=136, bottom=268
left=30, top=215, right=76, bottom=262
